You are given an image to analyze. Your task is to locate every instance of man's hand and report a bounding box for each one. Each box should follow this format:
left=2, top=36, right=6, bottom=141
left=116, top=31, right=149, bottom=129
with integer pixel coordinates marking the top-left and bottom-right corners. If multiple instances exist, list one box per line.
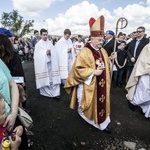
left=110, top=52, right=117, bottom=59
left=46, top=50, right=51, bottom=55
left=67, top=48, right=72, bottom=53
left=130, top=57, right=135, bottom=62
left=94, top=69, right=103, bottom=76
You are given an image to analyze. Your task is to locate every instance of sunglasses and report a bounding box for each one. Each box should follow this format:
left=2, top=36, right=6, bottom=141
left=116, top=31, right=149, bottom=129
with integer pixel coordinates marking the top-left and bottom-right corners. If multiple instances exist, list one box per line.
left=136, top=31, right=143, bottom=33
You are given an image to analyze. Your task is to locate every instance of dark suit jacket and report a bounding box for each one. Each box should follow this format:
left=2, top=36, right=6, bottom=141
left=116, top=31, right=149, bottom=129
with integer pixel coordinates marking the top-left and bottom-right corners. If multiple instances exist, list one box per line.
left=7, top=52, right=26, bottom=83
left=31, top=37, right=40, bottom=49
left=103, top=38, right=119, bottom=56
left=127, top=37, right=149, bottom=67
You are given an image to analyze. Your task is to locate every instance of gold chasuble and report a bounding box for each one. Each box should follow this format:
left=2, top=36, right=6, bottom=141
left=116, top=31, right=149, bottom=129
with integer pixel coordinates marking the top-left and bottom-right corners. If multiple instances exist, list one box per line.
left=64, top=43, right=111, bottom=125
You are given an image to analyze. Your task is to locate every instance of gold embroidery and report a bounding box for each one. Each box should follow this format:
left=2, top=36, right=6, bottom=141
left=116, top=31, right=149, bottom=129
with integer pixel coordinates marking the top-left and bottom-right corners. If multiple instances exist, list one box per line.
left=99, top=109, right=105, bottom=117
left=99, top=95, right=105, bottom=103
left=99, top=79, right=105, bottom=87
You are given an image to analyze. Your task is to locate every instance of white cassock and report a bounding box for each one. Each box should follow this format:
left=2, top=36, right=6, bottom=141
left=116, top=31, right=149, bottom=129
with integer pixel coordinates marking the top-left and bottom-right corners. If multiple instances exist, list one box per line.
left=55, top=37, right=75, bottom=84
left=34, top=39, right=61, bottom=97
left=126, top=44, right=150, bottom=118
left=131, top=74, right=150, bottom=118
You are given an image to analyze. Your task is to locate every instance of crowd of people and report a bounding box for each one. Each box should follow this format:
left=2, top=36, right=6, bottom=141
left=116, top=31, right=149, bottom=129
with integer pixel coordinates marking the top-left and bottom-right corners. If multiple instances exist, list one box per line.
left=0, top=14, right=150, bottom=149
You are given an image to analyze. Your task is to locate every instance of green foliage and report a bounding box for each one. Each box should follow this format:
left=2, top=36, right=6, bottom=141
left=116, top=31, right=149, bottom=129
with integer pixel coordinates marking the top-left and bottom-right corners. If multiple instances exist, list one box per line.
left=1, top=10, right=34, bottom=37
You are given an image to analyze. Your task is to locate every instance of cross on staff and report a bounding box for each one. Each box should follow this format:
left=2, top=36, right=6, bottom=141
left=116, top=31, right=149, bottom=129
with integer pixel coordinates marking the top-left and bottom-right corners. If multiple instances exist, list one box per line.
left=110, top=17, right=128, bottom=82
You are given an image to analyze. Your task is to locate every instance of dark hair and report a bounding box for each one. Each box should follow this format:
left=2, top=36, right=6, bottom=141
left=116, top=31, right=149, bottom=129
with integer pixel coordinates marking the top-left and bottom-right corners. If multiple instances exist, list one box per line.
left=121, top=41, right=126, bottom=45
left=64, top=29, right=71, bottom=35
left=40, top=29, right=47, bottom=35
left=78, top=35, right=82, bottom=38
left=17, top=84, right=26, bottom=103
left=14, top=37, right=19, bottom=44
left=0, top=34, right=14, bottom=63
left=118, top=32, right=123, bottom=38
left=132, top=31, right=136, bottom=34
left=34, top=30, right=39, bottom=35
left=137, top=26, right=145, bottom=32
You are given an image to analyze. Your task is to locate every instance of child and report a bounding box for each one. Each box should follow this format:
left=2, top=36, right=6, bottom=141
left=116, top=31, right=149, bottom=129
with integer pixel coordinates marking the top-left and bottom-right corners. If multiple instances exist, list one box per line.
left=17, top=84, right=26, bottom=110
left=0, top=95, right=23, bottom=143
left=17, top=85, right=33, bottom=148
left=74, top=35, right=84, bottom=56
left=113, top=41, right=127, bottom=87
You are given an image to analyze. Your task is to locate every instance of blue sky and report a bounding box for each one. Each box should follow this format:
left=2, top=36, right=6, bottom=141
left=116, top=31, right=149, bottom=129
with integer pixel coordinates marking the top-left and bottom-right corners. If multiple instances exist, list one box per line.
left=0, top=0, right=150, bottom=36
left=0, top=0, right=143, bottom=21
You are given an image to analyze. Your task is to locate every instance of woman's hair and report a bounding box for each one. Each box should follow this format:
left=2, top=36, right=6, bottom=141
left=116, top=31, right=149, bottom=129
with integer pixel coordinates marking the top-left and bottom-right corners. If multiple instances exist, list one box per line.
left=0, top=34, right=14, bottom=64
left=17, top=84, right=26, bottom=103
left=14, top=37, right=19, bottom=44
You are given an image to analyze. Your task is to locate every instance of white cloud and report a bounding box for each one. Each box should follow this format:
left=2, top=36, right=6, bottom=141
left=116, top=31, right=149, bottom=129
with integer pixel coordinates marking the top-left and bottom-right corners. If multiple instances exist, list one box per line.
left=34, top=1, right=115, bottom=36
left=114, top=4, right=150, bottom=23
left=147, top=0, right=150, bottom=6
left=33, top=0, right=150, bottom=36
left=11, top=0, right=60, bottom=16
left=113, top=1, right=150, bottom=35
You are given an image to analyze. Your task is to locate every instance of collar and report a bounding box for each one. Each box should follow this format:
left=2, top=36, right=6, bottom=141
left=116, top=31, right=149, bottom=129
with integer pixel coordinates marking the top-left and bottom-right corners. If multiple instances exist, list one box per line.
left=136, top=36, right=144, bottom=41
left=107, top=37, right=113, bottom=43
left=90, top=43, right=100, bottom=51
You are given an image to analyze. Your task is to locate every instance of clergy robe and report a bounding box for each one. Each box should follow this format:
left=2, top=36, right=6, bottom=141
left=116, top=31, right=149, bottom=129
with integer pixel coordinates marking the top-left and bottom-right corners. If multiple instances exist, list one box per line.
left=55, top=37, right=75, bottom=84
left=126, top=44, right=150, bottom=118
left=64, top=43, right=111, bottom=130
left=34, top=39, right=61, bottom=97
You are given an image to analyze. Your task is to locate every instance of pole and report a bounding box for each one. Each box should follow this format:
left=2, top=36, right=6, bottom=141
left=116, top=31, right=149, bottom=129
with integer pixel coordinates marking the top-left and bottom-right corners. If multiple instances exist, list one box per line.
left=110, top=17, right=128, bottom=81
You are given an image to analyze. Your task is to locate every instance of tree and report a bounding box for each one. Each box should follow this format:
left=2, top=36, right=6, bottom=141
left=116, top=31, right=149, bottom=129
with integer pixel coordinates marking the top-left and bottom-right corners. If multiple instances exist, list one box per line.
left=1, top=10, right=34, bottom=37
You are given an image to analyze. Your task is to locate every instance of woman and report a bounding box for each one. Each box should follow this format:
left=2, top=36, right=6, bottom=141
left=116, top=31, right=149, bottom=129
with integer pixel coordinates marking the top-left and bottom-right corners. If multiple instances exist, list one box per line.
left=0, top=35, right=19, bottom=132
left=0, top=34, right=28, bottom=150
left=0, top=30, right=27, bottom=110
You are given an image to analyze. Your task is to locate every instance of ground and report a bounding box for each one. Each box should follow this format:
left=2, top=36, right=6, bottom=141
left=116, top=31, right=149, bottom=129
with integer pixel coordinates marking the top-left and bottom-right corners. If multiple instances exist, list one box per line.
left=23, top=61, right=150, bottom=150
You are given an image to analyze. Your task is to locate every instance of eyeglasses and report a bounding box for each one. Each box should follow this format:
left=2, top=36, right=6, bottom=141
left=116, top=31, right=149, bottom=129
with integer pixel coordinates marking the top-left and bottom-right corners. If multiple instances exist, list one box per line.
left=136, top=31, right=143, bottom=33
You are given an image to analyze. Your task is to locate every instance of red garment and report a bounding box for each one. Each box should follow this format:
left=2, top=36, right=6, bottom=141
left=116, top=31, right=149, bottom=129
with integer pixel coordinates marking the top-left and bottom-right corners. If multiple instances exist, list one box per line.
left=0, top=125, right=4, bottom=142
left=85, top=43, right=107, bottom=123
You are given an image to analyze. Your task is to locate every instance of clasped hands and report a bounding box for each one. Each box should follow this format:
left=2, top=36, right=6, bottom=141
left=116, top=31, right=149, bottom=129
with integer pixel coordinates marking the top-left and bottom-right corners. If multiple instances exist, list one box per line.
left=46, top=49, right=51, bottom=55
left=67, top=48, right=72, bottom=53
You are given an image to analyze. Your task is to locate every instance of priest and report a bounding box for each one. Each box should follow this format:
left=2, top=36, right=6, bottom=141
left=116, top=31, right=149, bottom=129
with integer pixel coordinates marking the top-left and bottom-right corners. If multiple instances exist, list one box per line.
left=64, top=16, right=116, bottom=132
left=34, top=29, right=61, bottom=98
left=126, top=44, right=150, bottom=118
left=55, top=29, right=75, bottom=85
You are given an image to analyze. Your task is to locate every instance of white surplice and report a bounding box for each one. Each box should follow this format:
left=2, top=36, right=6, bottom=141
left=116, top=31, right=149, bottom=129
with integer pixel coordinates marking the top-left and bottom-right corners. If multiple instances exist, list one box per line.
left=55, top=37, right=75, bottom=80
left=34, top=39, right=61, bottom=97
